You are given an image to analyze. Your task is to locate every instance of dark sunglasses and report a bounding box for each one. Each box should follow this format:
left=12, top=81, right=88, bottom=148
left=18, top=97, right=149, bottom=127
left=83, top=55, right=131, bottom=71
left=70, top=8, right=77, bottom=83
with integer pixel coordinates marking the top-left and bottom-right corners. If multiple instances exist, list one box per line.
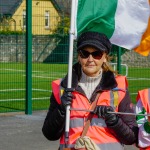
left=79, top=49, right=104, bottom=59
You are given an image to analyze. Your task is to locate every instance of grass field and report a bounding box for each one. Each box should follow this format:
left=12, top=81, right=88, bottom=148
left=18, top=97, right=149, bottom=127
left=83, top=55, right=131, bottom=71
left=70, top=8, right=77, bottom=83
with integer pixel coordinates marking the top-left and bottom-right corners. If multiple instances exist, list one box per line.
left=0, top=62, right=149, bottom=113
left=0, top=63, right=68, bottom=113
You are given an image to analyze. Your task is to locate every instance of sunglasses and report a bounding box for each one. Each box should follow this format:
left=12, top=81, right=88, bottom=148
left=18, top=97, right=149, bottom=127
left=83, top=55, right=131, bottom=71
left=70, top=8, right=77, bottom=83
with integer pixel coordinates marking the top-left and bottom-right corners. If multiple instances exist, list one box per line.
left=79, top=49, right=104, bottom=59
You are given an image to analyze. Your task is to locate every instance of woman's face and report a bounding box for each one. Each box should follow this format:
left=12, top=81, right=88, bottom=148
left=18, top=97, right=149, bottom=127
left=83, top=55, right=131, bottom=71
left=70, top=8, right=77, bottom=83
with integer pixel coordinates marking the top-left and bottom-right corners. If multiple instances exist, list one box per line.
left=78, top=47, right=106, bottom=77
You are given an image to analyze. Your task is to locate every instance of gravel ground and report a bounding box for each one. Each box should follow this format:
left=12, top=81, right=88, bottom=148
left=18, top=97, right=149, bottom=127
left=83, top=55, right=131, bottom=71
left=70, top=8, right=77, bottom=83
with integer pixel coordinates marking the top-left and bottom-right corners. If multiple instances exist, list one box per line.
left=0, top=111, right=138, bottom=150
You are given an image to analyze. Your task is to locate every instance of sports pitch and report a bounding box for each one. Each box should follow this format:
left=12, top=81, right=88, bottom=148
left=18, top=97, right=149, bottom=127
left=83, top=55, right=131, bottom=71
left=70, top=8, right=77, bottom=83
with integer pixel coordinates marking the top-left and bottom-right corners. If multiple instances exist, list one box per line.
left=0, top=63, right=149, bottom=113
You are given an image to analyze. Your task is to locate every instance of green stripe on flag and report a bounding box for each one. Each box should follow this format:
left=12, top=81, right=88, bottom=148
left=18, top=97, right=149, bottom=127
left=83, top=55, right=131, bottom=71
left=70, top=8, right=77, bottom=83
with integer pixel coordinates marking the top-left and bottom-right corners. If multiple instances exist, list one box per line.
left=77, top=0, right=117, bottom=38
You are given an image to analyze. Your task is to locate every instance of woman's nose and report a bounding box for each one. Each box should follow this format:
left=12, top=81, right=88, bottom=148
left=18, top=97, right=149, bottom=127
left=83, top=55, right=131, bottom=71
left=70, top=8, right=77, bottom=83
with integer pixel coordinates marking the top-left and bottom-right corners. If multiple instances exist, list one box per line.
left=87, top=54, right=94, bottom=61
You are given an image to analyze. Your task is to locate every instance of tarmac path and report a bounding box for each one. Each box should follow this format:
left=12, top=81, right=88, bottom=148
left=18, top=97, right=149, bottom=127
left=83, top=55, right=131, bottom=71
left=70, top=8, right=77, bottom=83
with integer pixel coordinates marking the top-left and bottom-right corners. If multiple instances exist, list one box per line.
left=0, top=111, right=138, bottom=150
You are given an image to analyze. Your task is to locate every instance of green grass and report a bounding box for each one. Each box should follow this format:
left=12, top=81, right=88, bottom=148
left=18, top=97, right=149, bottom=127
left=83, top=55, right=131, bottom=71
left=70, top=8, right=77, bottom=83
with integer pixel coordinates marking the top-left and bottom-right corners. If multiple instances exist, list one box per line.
left=0, top=63, right=150, bottom=113
left=0, top=63, right=68, bottom=112
left=127, top=67, right=150, bottom=102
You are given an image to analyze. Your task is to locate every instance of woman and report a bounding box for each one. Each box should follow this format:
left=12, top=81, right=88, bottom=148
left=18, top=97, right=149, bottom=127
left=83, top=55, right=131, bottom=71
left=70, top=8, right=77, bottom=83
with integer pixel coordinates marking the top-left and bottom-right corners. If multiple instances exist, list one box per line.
left=42, top=31, right=138, bottom=150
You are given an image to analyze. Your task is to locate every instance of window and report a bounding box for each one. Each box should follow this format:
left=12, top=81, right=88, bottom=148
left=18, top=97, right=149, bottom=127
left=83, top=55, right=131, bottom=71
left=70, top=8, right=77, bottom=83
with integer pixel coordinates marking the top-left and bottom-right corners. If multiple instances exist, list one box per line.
left=45, top=11, right=50, bottom=28
left=23, top=10, right=26, bottom=28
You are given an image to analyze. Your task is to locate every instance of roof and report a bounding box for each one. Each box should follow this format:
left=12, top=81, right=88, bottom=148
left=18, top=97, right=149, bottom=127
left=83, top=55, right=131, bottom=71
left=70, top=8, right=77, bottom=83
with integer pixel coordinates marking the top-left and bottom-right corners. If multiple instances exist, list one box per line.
left=0, top=0, right=71, bottom=17
left=0, top=0, right=23, bottom=16
left=51, top=0, right=71, bottom=15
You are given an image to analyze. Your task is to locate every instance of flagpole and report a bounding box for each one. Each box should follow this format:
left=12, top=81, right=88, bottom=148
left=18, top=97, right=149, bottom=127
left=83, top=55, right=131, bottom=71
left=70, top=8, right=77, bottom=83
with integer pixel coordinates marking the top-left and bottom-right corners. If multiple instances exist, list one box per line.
left=65, top=0, right=77, bottom=147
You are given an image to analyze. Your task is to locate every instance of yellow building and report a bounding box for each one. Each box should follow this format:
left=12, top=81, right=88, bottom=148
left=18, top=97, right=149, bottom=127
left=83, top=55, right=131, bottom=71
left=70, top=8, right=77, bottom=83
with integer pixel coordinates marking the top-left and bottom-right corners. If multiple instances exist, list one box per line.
left=0, top=0, right=62, bottom=35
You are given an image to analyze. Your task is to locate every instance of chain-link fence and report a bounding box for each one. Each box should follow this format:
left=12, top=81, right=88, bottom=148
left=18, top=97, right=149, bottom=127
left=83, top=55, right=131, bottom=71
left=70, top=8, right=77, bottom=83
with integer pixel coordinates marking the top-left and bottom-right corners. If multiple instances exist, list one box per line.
left=0, top=0, right=149, bottom=113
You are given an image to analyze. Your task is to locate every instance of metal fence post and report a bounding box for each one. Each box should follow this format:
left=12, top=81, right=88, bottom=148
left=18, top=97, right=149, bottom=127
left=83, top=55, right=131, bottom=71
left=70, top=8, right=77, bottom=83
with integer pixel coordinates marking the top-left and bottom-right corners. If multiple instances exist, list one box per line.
left=26, top=0, right=32, bottom=114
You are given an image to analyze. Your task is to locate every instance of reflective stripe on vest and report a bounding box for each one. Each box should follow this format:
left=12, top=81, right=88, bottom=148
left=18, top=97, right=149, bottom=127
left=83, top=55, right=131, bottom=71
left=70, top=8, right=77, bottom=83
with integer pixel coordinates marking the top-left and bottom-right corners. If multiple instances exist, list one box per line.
left=70, top=118, right=106, bottom=128
left=51, top=76, right=127, bottom=150
left=137, top=89, right=150, bottom=113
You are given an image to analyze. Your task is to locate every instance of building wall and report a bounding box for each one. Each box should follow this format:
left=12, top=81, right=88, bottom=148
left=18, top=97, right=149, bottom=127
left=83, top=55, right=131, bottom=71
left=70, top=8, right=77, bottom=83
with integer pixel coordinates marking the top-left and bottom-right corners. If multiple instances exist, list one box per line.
left=11, top=0, right=60, bottom=35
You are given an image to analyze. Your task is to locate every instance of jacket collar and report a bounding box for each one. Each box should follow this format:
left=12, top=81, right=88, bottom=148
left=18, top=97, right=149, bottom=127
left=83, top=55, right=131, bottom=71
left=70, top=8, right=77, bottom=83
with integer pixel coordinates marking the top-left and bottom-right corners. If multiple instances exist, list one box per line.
left=61, top=63, right=117, bottom=91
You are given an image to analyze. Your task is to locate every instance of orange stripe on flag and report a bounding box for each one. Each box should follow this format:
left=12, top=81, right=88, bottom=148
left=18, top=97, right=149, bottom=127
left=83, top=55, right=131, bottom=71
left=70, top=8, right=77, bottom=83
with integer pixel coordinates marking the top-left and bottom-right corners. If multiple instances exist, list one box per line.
left=134, top=1, right=150, bottom=56
left=134, top=18, right=150, bottom=56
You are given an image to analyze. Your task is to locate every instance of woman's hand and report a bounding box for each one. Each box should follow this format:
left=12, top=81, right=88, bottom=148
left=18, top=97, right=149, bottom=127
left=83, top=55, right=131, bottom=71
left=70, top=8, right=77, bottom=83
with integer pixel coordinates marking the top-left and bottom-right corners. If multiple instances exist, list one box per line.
left=60, top=88, right=75, bottom=111
left=93, top=105, right=118, bottom=126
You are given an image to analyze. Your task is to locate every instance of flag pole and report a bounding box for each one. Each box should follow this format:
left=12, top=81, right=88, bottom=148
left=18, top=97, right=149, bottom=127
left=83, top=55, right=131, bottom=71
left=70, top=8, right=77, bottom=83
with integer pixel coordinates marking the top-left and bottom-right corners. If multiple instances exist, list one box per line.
left=65, top=0, right=77, bottom=147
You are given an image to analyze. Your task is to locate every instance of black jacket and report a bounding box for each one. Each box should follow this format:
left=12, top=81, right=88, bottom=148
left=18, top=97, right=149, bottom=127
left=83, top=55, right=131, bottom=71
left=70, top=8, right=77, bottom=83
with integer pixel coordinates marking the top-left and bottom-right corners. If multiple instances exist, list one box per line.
left=42, top=63, right=138, bottom=145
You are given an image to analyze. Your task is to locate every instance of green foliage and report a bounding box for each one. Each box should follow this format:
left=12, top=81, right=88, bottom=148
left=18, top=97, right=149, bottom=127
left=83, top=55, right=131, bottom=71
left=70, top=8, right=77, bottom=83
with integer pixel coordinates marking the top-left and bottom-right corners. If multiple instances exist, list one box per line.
left=53, top=16, right=70, bottom=36
left=0, top=30, right=25, bottom=35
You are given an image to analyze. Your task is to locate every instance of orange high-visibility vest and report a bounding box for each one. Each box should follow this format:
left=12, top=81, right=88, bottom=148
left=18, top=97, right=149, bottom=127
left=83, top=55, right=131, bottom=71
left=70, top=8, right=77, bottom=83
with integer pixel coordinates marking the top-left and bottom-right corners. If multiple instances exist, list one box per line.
left=52, top=75, right=127, bottom=150
left=136, top=89, right=150, bottom=113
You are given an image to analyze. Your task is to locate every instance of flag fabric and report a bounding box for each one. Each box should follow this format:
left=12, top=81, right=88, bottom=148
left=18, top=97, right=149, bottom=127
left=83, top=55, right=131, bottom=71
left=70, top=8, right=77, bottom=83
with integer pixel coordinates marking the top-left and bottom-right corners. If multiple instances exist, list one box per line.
left=75, top=0, right=150, bottom=51
left=134, top=0, right=150, bottom=56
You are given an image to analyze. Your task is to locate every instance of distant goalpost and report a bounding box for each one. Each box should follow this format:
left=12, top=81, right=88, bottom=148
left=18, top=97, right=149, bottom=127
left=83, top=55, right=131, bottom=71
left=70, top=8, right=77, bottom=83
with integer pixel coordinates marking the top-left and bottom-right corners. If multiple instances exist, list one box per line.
left=111, top=63, right=128, bottom=77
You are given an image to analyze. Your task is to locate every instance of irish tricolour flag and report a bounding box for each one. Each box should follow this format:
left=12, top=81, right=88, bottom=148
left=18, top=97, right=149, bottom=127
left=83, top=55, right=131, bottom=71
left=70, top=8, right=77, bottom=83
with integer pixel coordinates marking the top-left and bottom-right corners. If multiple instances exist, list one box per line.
left=74, top=0, right=150, bottom=55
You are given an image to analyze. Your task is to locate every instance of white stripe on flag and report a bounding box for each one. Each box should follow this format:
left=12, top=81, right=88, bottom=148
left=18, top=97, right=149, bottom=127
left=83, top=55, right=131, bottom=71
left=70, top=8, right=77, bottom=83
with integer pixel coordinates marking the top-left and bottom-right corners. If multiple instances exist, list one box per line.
left=110, top=0, right=150, bottom=49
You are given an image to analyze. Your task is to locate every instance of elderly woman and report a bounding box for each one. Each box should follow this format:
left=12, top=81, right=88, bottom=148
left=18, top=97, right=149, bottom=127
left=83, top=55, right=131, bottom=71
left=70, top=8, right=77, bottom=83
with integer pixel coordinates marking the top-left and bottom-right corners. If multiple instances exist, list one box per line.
left=42, top=31, right=138, bottom=150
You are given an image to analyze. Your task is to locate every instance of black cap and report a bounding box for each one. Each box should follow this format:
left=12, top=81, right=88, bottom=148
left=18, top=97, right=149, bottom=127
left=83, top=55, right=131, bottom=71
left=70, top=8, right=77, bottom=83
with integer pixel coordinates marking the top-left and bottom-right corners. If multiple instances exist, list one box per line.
left=77, top=31, right=112, bottom=54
